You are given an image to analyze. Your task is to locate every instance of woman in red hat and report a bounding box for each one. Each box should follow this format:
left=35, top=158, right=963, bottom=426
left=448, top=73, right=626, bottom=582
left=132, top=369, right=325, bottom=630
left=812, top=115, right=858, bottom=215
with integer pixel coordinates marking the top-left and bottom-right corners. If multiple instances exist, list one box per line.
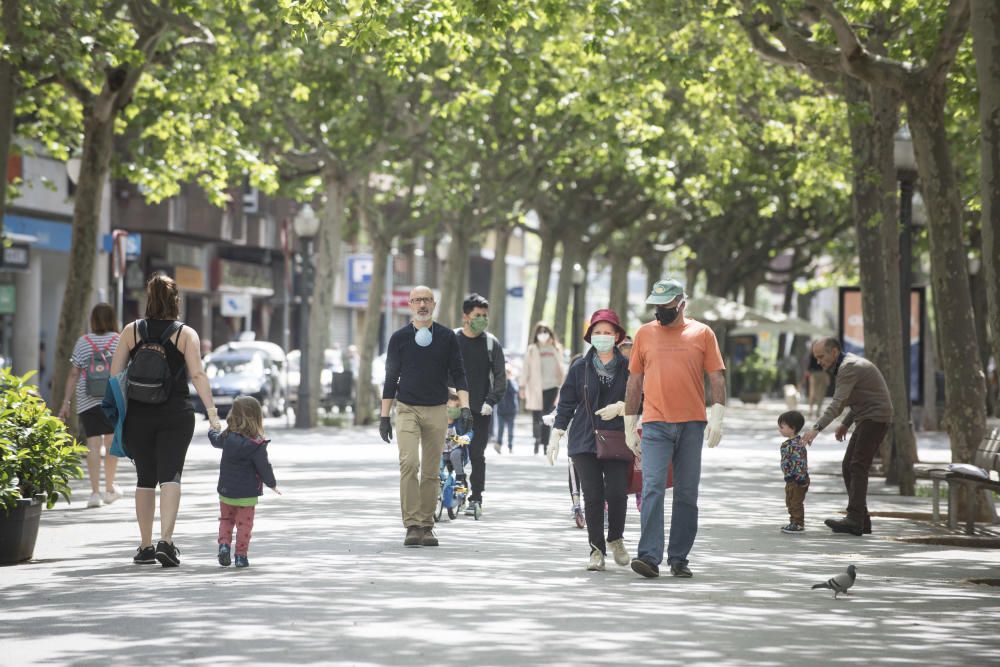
left=547, top=308, right=632, bottom=571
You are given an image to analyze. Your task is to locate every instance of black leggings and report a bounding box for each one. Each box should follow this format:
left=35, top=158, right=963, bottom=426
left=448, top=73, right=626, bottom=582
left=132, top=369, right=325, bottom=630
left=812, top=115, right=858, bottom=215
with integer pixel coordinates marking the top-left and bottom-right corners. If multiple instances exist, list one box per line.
left=571, top=452, right=629, bottom=555
left=123, top=401, right=195, bottom=488
left=532, top=387, right=559, bottom=451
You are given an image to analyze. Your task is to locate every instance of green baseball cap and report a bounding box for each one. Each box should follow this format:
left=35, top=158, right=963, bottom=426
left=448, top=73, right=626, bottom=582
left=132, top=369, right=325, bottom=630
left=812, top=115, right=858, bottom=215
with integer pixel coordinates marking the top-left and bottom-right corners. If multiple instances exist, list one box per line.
left=645, top=278, right=686, bottom=305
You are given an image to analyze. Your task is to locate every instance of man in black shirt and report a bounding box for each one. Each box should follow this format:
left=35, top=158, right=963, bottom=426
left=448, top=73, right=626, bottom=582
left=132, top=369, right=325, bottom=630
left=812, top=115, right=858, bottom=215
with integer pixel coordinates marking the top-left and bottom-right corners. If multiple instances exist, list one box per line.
left=382, top=285, right=472, bottom=548
left=455, top=293, right=506, bottom=516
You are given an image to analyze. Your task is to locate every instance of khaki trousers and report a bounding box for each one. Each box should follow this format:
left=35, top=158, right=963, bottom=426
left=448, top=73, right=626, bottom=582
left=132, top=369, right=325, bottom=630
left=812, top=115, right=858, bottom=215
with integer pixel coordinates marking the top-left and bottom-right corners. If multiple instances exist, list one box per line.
left=396, top=402, right=447, bottom=528
left=784, top=480, right=809, bottom=526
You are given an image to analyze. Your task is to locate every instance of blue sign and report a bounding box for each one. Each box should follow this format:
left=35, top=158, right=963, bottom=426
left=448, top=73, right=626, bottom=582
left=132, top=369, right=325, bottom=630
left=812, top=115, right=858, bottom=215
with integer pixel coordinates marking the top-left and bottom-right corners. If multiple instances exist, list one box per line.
left=347, top=254, right=374, bottom=306
left=101, top=233, right=142, bottom=259
left=2, top=214, right=72, bottom=253
left=507, top=286, right=524, bottom=298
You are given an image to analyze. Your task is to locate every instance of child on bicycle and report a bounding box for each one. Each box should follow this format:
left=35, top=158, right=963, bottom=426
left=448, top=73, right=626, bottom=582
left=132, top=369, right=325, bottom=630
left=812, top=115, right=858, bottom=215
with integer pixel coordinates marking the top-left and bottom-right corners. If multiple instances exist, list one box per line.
left=208, top=395, right=280, bottom=568
left=445, top=391, right=472, bottom=484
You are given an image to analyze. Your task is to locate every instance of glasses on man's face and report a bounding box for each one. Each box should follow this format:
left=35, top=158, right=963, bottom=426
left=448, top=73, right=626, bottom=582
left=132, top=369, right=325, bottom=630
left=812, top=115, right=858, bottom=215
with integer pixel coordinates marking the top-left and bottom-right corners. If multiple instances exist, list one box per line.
left=410, top=297, right=434, bottom=305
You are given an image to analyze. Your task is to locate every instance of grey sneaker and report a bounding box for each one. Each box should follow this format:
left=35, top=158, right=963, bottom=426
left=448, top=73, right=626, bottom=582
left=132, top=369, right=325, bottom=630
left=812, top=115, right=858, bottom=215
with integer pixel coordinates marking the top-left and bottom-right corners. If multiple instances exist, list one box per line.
left=630, top=557, right=659, bottom=578
left=669, top=562, right=693, bottom=578
left=587, top=549, right=606, bottom=571
left=608, top=539, right=630, bottom=566
left=404, top=526, right=423, bottom=547
left=781, top=523, right=804, bottom=534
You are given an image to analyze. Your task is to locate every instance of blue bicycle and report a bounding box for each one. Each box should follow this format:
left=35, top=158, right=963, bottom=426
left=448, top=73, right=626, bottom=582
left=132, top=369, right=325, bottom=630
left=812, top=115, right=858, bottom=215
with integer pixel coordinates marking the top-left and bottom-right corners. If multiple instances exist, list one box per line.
left=436, top=434, right=476, bottom=520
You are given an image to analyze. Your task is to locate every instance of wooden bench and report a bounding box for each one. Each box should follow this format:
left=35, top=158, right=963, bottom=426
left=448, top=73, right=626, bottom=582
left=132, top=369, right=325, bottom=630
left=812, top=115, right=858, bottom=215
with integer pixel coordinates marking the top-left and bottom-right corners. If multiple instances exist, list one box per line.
left=914, top=428, right=1000, bottom=535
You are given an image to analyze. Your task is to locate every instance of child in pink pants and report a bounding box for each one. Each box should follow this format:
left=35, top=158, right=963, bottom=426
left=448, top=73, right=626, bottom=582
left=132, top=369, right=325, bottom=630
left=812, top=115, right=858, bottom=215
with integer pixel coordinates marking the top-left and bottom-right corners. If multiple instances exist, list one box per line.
left=208, top=396, right=279, bottom=568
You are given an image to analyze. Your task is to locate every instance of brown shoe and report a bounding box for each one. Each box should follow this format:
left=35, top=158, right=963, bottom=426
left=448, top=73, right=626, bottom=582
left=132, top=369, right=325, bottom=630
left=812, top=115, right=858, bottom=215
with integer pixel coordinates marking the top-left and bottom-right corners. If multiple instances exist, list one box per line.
left=404, top=526, right=423, bottom=547
left=421, top=526, right=439, bottom=547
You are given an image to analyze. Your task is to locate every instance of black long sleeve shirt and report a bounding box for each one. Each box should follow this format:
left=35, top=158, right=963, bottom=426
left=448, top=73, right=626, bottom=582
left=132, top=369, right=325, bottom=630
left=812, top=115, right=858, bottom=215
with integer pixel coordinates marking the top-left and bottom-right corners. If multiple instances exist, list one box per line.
left=382, top=322, right=469, bottom=406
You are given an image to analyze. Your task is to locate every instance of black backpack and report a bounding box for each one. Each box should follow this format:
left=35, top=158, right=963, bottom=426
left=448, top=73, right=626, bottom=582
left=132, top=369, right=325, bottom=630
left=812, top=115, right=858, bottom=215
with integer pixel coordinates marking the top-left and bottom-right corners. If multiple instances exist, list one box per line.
left=126, top=320, right=183, bottom=404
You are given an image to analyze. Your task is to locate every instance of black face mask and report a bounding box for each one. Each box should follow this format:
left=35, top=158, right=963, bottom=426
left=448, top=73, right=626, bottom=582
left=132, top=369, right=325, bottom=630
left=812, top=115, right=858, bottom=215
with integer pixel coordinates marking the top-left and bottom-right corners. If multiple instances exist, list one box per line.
left=655, top=306, right=680, bottom=326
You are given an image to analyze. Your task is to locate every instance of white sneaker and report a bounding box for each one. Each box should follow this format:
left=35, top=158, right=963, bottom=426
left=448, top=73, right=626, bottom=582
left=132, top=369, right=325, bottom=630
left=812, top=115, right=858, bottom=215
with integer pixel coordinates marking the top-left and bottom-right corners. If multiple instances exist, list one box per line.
left=102, top=486, right=122, bottom=505
left=493, top=442, right=501, bottom=454
left=587, top=549, right=606, bottom=571
left=87, top=492, right=102, bottom=508
left=608, top=538, right=630, bottom=566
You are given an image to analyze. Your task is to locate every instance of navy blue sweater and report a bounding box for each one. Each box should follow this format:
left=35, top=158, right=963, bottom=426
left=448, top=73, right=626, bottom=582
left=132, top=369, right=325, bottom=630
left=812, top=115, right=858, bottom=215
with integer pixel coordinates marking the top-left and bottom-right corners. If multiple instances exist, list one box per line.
left=209, top=429, right=277, bottom=499
left=383, top=322, right=469, bottom=406
left=553, top=348, right=629, bottom=457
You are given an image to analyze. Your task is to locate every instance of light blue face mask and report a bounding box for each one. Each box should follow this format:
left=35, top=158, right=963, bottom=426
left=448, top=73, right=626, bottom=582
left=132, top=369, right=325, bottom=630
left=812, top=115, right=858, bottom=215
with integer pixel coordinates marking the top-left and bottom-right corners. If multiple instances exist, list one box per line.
left=415, top=326, right=433, bottom=347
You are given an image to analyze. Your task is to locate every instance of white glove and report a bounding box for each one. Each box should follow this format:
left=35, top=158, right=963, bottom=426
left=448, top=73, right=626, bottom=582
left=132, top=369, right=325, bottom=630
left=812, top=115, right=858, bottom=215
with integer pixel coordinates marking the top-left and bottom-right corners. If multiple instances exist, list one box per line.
left=706, top=403, right=726, bottom=448
left=457, top=434, right=471, bottom=446
left=595, top=400, right=625, bottom=421
left=541, top=412, right=555, bottom=427
left=547, top=428, right=565, bottom=466
left=206, top=407, right=222, bottom=433
left=624, top=415, right=641, bottom=455
left=480, top=403, right=493, bottom=416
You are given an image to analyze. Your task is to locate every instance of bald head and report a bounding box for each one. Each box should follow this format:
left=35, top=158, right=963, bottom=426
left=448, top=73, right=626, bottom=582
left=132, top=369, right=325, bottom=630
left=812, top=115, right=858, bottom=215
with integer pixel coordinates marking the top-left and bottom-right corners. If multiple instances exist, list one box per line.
left=811, top=337, right=842, bottom=370
left=409, top=285, right=435, bottom=323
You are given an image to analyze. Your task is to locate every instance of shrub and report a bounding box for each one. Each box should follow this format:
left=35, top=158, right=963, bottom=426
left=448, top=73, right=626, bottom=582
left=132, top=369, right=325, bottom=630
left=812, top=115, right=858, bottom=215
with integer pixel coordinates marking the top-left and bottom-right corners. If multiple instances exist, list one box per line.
left=0, top=368, right=86, bottom=514
left=735, top=350, right=778, bottom=394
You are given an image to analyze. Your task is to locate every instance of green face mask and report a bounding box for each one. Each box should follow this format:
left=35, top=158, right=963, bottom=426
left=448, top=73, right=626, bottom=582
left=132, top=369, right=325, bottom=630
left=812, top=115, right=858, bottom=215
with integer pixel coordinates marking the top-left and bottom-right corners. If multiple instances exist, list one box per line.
left=447, top=406, right=462, bottom=420
left=469, top=315, right=488, bottom=334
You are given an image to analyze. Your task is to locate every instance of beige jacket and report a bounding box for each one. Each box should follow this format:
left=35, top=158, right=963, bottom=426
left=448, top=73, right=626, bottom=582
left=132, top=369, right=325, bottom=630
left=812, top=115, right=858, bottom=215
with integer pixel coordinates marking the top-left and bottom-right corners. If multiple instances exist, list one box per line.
left=520, top=342, right=565, bottom=411
left=814, top=353, right=893, bottom=431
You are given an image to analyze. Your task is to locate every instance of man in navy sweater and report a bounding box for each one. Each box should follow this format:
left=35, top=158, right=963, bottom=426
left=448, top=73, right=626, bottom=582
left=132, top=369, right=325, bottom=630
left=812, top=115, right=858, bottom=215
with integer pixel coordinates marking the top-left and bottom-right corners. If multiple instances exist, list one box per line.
left=381, top=285, right=472, bottom=547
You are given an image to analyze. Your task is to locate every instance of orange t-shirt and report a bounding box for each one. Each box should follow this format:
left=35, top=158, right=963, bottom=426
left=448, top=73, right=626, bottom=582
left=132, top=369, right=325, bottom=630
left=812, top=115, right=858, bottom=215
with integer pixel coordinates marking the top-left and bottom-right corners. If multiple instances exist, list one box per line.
left=629, top=317, right=725, bottom=423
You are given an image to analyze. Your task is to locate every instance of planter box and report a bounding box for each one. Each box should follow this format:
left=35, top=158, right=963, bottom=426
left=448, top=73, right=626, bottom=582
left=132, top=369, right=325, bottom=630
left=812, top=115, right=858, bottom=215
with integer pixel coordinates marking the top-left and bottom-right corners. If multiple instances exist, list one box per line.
left=0, top=494, right=46, bottom=565
left=740, top=392, right=763, bottom=405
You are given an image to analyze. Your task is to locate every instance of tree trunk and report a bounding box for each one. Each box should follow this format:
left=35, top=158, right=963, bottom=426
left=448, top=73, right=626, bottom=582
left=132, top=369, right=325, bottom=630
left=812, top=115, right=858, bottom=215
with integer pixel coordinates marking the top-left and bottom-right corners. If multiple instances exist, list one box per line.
left=50, top=113, right=115, bottom=411
left=302, top=174, right=346, bottom=426
left=608, top=248, right=630, bottom=320
left=355, top=230, right=388, bottom=426
left=441, top=221, right=470, bottom=329
left=528, top=223, right=556, bottom=340
left=908, top=95, right=988, bottom=462
left=553, top=237, right=579, bottom=348
left=642, top=252, right=663, bottom=298
left=488, top=221, right=510, bottom=345
left=0, top=0, right=20, bottom=233
left=971, top=0, right=1000, bottom=417
left=776, top=249, right=799, bottom=355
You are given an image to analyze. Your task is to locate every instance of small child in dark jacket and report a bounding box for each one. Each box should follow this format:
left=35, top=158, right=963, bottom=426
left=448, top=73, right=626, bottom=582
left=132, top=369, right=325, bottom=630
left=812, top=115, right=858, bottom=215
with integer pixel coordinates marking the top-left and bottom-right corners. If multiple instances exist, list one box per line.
left=209, top=396, right=279, bottom=568
left=778, top=410, right=808, bottom=534
left=494, top=365, right=519, bottom=454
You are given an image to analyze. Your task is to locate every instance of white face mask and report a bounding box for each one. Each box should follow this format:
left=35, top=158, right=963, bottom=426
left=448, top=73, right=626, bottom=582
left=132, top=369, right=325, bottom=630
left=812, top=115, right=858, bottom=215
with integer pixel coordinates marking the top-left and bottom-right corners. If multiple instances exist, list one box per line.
left=536, top=332, right=550, bottom=344
left=590, top=334, right=615, bottom=353
left=415, top=326, right=433, bottom=347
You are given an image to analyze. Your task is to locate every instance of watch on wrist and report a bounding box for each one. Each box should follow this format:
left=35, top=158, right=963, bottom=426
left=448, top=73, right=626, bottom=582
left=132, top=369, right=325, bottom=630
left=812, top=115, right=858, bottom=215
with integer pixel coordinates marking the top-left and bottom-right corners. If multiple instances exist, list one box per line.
left=811, top=424, right=821, bottom=432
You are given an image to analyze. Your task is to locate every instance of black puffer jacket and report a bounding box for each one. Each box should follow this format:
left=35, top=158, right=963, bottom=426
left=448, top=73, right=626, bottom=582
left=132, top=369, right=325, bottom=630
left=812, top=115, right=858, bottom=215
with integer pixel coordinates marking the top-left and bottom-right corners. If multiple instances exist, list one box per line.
left=553, top=348, right=628, bottom=456
left=208, top=429, right=277, bottom=499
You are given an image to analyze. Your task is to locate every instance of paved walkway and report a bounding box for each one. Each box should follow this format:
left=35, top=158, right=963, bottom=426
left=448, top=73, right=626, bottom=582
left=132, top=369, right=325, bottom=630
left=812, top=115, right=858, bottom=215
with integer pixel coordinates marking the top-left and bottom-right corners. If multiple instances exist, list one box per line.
left=2, top=402, right=999, bottom=666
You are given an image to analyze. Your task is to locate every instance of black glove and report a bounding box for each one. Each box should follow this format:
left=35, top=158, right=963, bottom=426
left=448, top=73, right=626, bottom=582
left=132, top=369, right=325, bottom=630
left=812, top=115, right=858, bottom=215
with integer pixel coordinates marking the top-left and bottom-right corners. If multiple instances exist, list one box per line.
left=459, top=407, right=473, bottom=435
left=379, top=416, right=393, bottom=443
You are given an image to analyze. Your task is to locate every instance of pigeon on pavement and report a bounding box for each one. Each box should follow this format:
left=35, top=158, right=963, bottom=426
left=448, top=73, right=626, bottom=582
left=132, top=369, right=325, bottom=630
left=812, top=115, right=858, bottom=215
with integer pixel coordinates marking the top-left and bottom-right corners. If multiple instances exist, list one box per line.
left=811, top=565, right=857, bottom=598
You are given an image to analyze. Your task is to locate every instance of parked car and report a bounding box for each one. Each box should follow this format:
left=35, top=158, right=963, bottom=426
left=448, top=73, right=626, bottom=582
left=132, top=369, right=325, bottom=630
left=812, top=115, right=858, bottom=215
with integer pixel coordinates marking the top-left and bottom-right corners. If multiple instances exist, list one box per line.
left=287, top=349, right=355, bottom=411
left=190, top=350, right=286, bottom=418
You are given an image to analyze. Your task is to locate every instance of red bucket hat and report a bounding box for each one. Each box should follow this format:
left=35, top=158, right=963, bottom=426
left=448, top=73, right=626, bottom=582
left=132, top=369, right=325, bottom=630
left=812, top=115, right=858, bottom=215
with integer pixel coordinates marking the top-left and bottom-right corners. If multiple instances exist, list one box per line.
left=584, top=308, right=627, bottom=343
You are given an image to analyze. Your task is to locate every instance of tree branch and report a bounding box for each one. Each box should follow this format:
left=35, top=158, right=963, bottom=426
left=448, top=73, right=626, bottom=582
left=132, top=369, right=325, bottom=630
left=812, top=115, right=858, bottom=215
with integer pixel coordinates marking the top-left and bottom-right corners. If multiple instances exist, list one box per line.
left=809, top=0, right=911, bottom=89
left=924, top=0, right=971, bottom=86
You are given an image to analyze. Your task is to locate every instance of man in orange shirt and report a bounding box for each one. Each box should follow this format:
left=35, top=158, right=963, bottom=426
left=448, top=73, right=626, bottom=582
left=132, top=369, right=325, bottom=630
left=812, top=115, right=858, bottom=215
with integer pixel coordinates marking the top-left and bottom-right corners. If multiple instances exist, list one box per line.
left=624, top=279, right=727, bottom=578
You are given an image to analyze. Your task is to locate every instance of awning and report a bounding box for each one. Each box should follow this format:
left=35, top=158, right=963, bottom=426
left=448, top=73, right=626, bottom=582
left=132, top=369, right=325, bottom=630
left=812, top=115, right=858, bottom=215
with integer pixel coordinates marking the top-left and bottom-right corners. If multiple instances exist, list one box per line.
left=685, top=294, right=834, bottom=338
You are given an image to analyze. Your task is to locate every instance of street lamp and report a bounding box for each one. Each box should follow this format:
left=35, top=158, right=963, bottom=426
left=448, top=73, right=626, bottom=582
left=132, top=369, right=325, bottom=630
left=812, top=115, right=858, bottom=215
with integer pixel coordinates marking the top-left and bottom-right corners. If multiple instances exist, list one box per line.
left=894, top=125, right=918, bottom=410
left=571, top=262, right=585, bottom=355
left=293, top=203, right=320, bottom=429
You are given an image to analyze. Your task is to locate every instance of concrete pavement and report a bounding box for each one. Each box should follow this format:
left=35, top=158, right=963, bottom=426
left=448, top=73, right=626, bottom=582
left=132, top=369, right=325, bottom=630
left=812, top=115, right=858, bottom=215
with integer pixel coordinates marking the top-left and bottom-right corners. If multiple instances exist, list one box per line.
left=2, top=402, right=999, bottom=666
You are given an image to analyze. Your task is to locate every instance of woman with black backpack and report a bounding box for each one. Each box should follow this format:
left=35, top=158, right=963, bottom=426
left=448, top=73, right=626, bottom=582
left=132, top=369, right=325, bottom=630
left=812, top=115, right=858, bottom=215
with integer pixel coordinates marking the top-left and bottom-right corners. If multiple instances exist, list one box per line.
left=109, top=274, right=222, bottom=567
left=59, top=303, right=121, bottom=509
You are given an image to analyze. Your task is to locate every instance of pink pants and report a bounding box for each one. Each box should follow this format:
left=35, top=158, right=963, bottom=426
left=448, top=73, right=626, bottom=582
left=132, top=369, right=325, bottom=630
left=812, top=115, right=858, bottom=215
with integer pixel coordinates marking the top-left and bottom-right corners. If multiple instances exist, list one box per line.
left=218, top=502, right=256, bottom=555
